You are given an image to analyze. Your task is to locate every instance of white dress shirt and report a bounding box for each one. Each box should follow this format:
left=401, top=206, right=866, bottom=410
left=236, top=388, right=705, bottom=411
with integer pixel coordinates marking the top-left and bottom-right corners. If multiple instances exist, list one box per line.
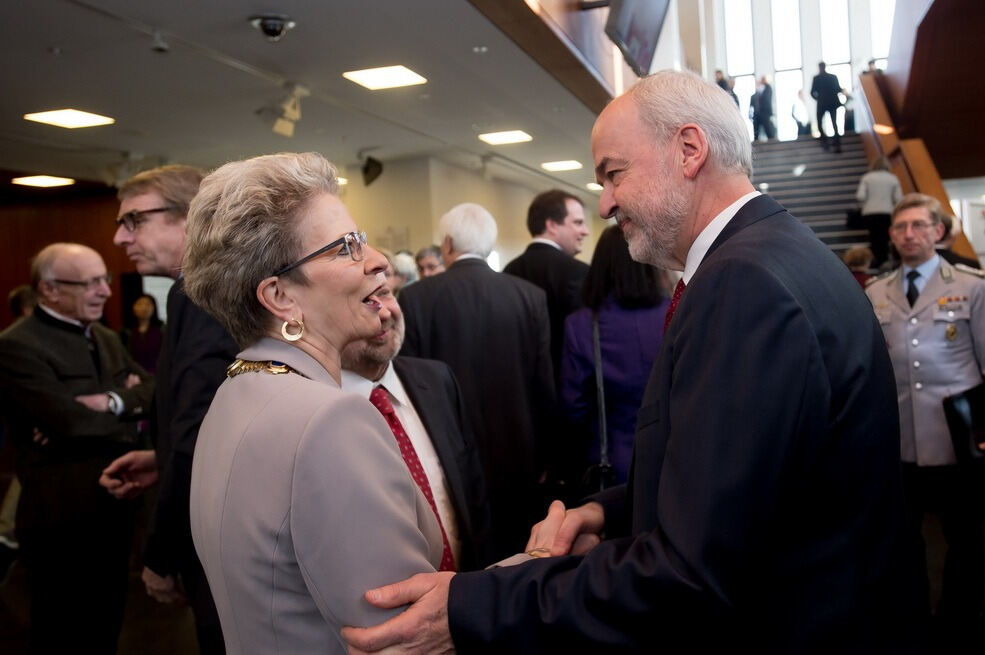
left=682, top=191, right=761, bottom=284
left=341, top=364, right=461, bottom=562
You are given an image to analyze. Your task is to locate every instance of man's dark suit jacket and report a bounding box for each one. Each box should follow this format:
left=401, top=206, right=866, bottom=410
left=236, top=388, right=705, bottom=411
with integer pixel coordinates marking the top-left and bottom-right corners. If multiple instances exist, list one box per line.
left=144, top=278, right=238, bottom=625
left=504, top=242, right=589, bottom=387
left=392, top=355, right=495, bottom=570
left=446, top=195, right=920, bottom=652
left=0, top=308, right=153, bottom=532
left=399, top=257, right=555, bottom=559
left=811, top=71, right=843, bottom=108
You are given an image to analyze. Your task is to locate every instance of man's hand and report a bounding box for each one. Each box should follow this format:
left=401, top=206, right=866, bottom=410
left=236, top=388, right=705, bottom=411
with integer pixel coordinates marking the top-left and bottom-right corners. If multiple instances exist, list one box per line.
left=142, top=567, right=186, bottom=605
left=342, top=571, right=455, bottom=654
left=526, top=500, right=605, bottom=557
left=99, top=449, right=158, bottom=499
left=75, top=393, right=110, bottom=412
left=124, top=373, right=141, bottom=389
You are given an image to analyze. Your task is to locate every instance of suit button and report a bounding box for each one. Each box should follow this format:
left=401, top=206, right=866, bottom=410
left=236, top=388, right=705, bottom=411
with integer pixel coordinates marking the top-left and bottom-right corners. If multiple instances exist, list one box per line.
left=913, top=361, right=920, bottom=368
left=948, top=311, right=955, bottom=318
left=910, top=317, right=918, bottom=325
left=911, top=338, right=919, bottom=346
left=915, top=382, right=923, bottom=390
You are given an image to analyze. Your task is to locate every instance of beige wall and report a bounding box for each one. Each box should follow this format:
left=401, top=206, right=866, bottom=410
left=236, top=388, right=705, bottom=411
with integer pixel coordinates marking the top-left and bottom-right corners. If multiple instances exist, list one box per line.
left=339, top=154, right=608, bottom=270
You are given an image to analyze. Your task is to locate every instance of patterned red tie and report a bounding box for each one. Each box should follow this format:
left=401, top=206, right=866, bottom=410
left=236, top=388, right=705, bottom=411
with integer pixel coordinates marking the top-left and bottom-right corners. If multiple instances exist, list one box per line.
left=663, top=279, right=687, bottom=335
left=369, top=385, right=456, bottom=571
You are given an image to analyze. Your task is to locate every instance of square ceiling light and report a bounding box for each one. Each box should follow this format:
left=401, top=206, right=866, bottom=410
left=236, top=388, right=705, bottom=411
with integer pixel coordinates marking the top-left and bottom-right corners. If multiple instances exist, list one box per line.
left=342, top=65, right=427, bottom=90
left=12, top=175, right=75, bottom=187
left=23, top=109, right=115, bottom=129
left=541, top=160, right=582, bottom=172
left=586, top=182, right=603, bottom=191
left=478, top=130, right=532, bottom=145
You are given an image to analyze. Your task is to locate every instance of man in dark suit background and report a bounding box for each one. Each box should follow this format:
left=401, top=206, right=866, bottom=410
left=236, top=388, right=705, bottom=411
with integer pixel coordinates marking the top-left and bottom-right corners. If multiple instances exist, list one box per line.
left=341, top=279, right=493, bottom=571
left=504, top=189, right=589, bottom=388
left=0, top=243, right=154, bottom=652
left=750, top=74, right=776, bottom=140
left=398, top=202, right=554, bottom=560
left=344, top=69, right=920, bottom=654
left=811, top=61, right=847, bottom=152
left=99, top=165, right=236, bottom=653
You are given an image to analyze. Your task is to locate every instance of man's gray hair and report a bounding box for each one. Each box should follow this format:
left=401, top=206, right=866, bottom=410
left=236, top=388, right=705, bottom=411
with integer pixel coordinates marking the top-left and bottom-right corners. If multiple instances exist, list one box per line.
left=182, top=152, right=339, bottom=347
left=628, top=69, right=752, bottom=176
left=439, top=203, right=498, bottom=258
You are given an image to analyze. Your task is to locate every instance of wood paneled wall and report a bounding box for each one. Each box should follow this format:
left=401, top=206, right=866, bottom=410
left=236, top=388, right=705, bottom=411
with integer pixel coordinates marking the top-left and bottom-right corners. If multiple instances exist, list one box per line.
left=1, top=191, right=133, bottom=330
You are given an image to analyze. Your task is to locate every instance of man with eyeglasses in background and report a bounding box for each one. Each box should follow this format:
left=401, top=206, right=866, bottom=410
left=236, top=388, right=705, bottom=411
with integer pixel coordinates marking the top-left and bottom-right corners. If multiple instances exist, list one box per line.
left=0, top=242, right=154, bottom=652
left=99, top=165, right=236, bottom=654
left=866, top=193, right=985, bottom=649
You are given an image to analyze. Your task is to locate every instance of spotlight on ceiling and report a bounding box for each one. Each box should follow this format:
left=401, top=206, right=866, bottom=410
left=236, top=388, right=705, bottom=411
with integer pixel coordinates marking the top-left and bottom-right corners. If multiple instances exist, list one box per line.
left=249, top=14, right=296, bottom=42
left=256, top=83, right=309, bottom=137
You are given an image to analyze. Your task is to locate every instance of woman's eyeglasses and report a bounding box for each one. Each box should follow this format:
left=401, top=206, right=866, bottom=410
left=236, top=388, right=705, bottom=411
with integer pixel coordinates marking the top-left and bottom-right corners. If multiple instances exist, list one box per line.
left=273, top=231, right=367, bottom=276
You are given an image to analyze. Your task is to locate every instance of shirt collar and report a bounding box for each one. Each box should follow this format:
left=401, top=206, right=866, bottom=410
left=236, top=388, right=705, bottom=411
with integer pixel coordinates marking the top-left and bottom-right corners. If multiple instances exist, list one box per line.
left=903, top=253, right=940, bottom=281
left=454, top=253, right=485, bottom=262
left=340, top=362, right=411, bottom=409
left=39, top=303, right=86, bottom=329
left=530, top=237, right=562, bottom=251
left=682, top=191, right=761, bottom=283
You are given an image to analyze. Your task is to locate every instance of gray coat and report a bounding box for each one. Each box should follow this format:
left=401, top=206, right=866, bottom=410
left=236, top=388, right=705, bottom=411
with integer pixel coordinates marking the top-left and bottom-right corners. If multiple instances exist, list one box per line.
left=189, top=337, right=442, bottom=654
left=866, top=260, right=985, bottom=465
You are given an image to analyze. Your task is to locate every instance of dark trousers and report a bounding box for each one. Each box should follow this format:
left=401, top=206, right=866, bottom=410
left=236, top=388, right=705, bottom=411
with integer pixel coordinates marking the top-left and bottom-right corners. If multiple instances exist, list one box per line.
left=865, top=213, right=892, bottom=266
left=753, top=114, right=776, bottom=140
left=902, top=463, right=984, bottom=642
left=21, top=512, right=135, bottom=654
left=816, top=104, right=841, bottom=149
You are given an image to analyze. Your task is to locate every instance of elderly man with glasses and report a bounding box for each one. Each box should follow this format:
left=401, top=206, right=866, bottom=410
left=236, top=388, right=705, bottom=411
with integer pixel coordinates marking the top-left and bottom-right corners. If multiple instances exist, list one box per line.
left=100, top=164, right=237, bottom=654
left=0, top=242, right=154, bottom=652
left=866, top=193, right=985, bottom=646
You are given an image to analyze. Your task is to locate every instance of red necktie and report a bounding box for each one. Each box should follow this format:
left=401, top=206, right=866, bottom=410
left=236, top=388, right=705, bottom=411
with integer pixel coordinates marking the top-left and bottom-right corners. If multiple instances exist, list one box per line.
left=369, top=385, right=456, bottom=571
left=663, top=279, right=686, bottom=335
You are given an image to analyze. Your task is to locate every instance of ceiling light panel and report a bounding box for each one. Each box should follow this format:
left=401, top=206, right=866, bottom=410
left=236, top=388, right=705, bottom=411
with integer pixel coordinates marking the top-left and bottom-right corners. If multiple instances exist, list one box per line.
left=541, top=160, right=582, bottom=172
left=23, top=109, right=115, bottom=129
left=478, top=130, right=532, bottom=145
left=342, top=65, right=427, bottom=90
left=586, top=182, right=602, bottom=191
left=13, top=175, right=75, bottom=187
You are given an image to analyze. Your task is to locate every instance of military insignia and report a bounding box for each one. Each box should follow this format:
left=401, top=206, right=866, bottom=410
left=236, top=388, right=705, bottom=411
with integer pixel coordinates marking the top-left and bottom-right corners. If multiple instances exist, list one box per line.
left=946, top=324, right=958, bottom=341
left=955, top=263, right=985, bottom=278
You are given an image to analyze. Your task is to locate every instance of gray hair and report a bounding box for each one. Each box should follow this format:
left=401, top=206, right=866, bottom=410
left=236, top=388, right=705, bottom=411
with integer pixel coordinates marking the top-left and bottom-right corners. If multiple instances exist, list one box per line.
left=415, top=244, right=443, bottom=265
left=182, top=152, right=340, bottom=347
left=392, top=252, right=418, bottom=282
left=628, top=69, right=752, bottom=176
left=30, top=242, right=96, bottom=291
left=439, top=203, right=498, bottom=258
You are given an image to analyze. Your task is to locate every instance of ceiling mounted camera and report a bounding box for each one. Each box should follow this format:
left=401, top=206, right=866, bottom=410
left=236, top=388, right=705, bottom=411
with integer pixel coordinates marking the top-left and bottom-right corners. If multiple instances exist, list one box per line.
left=249, top=14, right=296, bottom=42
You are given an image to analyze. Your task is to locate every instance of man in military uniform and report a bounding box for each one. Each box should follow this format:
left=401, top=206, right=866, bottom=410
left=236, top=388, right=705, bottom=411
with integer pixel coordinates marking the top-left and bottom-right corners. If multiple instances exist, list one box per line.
left=866, top=192, right=985, bottom=645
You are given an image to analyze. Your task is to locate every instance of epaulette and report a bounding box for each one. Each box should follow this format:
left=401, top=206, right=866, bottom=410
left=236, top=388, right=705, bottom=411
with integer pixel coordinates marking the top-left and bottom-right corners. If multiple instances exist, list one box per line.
left=865, top=270, right=894, bottom=287
left=954, top=263, right=985, bottom=278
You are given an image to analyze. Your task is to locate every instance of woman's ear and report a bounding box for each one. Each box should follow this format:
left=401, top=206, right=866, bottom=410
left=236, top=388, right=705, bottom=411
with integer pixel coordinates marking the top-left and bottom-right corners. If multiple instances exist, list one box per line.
left=257, top=276, right=299, bottom=323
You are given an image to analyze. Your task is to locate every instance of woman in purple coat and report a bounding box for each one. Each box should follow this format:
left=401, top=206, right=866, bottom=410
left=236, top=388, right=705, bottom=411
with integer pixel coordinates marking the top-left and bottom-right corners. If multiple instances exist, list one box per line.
left=560, top=226, right=670, bottom=483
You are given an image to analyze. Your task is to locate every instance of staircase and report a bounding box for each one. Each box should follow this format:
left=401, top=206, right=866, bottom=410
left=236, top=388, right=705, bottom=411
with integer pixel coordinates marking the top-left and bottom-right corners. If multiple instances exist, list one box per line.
left=751, top=133, right=869, bottom=254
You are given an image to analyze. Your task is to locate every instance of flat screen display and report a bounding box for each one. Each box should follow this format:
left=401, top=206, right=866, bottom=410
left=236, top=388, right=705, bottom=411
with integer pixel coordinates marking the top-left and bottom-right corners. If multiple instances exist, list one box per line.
left=604, top=0, right=671, bottom=77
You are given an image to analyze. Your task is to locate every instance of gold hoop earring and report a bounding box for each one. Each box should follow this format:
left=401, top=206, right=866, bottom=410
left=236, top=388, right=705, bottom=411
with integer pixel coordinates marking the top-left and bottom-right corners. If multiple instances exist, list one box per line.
left=281, top=318, right=304, bottom=342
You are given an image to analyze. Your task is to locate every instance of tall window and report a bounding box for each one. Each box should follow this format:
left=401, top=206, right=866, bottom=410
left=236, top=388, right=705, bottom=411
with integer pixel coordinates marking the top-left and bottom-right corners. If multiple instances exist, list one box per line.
left=771, top=0, right=803, bottom=140
left=724, top=0, right=755, bottom=139
left=819, top=0, right=851, bottom=65
left=870, top=0, right=896, bottom=60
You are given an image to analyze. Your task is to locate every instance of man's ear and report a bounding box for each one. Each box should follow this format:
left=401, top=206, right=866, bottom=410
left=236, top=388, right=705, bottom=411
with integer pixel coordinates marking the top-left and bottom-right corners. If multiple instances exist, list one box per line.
left=441, top=234, right=454, bottom=258
left=37, top=280, right=58, bottom=305
left=678, top=124, right=710, bottom=180
left=257, top=276, right=300, bottom=324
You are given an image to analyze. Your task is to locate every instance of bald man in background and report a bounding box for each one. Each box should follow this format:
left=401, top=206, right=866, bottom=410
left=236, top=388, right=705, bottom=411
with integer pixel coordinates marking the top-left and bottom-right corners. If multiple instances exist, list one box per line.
left=0, top=243, right=153, bottom=653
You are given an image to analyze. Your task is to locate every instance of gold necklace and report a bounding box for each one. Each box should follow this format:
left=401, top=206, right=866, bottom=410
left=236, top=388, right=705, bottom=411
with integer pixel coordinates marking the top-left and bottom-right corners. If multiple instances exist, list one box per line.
left=226, top=359, right=299, bottom=378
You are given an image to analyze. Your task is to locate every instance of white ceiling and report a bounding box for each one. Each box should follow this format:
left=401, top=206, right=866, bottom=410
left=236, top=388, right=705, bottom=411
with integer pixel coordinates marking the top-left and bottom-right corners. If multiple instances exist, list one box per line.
left=0, top=0, right=601, bottom=195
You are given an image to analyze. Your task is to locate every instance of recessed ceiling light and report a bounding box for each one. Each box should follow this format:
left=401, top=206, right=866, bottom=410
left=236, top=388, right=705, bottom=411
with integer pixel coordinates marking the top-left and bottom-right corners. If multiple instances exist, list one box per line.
left=338, top=177, right=348, bottom=186
left=586, top=182, right=602, bottom=192
left=541, top=160, right=582, bottom=172
left=342, top=65, right=427, bottom=90
left=12, top=175, right=75, bottom=187
left=23, top=109, right=115, bottom=129
left=478, top=130, right=532, bottom=145
left=873, top=123, right=895, bottom=135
